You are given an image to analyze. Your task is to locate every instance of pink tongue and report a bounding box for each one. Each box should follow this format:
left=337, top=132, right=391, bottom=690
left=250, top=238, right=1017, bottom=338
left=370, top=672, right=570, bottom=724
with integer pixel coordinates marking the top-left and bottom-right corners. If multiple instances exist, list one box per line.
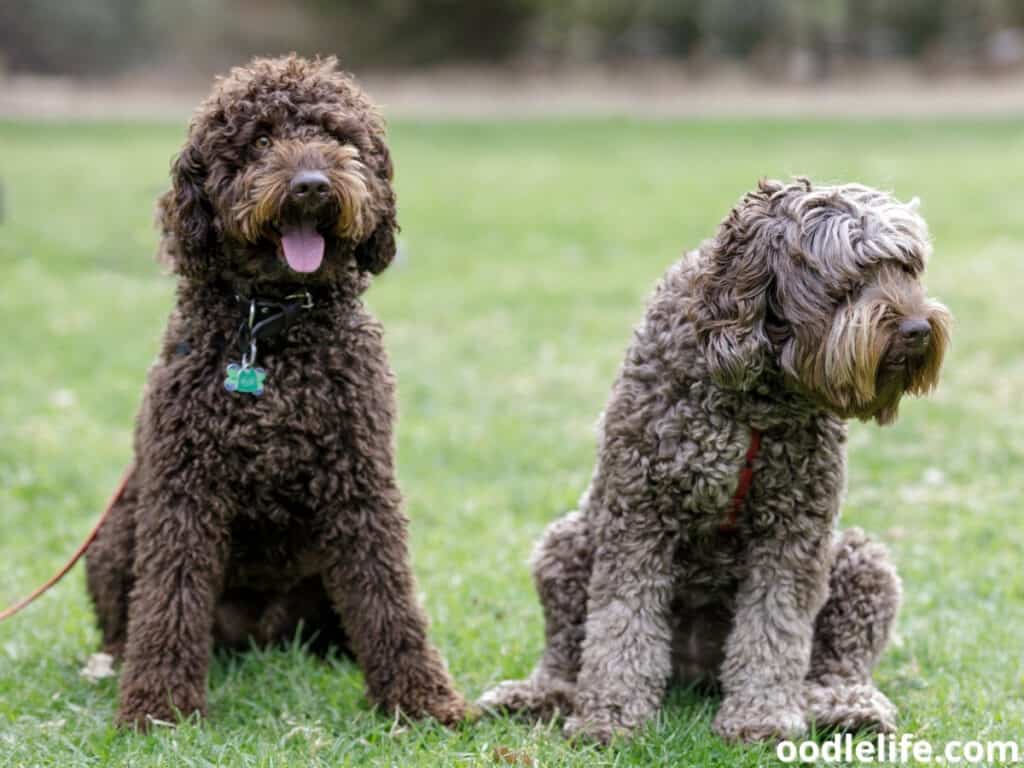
left=280, top=222, right=325, bottom=273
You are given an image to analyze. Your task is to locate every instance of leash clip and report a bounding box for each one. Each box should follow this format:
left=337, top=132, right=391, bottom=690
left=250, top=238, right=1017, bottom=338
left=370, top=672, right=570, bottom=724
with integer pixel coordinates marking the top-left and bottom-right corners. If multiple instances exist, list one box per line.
left=240, top=339, right=258, bottom=370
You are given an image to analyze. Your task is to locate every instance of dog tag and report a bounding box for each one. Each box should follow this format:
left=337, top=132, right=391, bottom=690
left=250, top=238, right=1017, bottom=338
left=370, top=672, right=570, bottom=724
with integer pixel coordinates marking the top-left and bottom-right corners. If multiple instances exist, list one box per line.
left=224, top=363, right=267, bottom=396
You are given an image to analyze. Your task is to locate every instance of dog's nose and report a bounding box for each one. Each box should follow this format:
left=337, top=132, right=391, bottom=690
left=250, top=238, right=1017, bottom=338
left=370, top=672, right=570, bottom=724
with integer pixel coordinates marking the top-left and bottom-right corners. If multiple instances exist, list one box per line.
left=289, top=170, right=330, bottom=206
left=899, top=318, right=931, bottom=348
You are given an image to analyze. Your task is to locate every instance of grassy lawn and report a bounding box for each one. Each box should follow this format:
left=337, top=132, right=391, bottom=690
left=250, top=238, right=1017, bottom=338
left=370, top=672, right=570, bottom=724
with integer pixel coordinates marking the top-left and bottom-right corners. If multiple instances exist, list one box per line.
left=1, top=117, right=1023, bottom=766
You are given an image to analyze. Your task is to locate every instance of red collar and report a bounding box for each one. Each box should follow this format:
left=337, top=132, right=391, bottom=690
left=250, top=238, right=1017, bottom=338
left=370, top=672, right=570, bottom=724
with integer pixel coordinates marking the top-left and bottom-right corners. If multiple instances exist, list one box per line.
left=720, top=428, right=762, bottom=533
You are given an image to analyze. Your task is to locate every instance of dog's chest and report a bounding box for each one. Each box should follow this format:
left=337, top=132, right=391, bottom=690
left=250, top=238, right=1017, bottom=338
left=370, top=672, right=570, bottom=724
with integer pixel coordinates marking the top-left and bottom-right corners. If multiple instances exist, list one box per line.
left=147, top=331, right=375, bottom=501
left=669, top=416, right=845, bottom=592
left=651, top=411, right=753, bottom=526
left=221, top=362, right=342, bottom=470
left=654, top=398, right=837, bottom=532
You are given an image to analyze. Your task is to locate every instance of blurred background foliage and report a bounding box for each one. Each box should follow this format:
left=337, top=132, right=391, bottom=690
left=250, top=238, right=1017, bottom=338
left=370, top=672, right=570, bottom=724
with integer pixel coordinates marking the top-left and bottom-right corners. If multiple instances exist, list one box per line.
left=3, top=0, right=1024, bottom=79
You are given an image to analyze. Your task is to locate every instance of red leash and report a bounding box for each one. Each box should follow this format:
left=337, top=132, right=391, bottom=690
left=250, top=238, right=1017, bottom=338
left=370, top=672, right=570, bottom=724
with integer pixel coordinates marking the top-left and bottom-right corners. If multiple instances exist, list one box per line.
left=0, top=465, right=133, bottom=622
left=720, top=428, right=762, bottom=533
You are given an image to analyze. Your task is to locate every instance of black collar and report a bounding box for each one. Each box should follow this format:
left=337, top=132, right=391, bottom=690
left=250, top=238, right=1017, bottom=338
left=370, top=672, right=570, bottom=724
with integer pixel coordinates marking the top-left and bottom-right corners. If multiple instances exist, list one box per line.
left=234, top=290, right=316, bottom=361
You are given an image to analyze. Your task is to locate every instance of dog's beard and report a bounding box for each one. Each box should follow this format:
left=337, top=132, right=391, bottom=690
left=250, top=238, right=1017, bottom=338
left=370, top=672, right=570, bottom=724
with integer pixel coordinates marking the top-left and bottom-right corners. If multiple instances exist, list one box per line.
left=227, top=144, right=372, bottom=254
left=789, top=293, right=952, bottom=425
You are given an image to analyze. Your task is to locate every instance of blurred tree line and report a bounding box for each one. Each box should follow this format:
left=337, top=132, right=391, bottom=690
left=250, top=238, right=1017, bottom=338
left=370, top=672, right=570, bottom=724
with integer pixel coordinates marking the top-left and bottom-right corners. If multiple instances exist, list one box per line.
left=2, top=0, right=1024, bottom=78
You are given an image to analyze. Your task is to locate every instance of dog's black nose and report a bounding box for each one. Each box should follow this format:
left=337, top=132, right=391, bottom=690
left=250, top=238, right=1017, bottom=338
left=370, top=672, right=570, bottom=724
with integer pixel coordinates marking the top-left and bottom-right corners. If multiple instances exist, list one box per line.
left=289, top=170, right=330, bottom=205
left=899, top=318, right=931, bottom=348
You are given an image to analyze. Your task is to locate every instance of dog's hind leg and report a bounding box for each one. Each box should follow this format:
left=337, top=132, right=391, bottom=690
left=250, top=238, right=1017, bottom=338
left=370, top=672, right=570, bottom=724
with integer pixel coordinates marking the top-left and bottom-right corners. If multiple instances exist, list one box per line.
left=478, top=510, right=591, bottom=720
left=85, top=466, right=140, bottom=660
left=804, top=528, right=901, bottom=733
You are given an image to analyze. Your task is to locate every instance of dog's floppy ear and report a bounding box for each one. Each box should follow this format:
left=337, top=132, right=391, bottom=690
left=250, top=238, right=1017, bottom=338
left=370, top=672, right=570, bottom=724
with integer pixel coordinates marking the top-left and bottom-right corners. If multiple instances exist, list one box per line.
left=157, top=138, right=215, bottom=276
left=354, top=137, right=397, bottom=275
left=696, top=181, right=781, bottom=390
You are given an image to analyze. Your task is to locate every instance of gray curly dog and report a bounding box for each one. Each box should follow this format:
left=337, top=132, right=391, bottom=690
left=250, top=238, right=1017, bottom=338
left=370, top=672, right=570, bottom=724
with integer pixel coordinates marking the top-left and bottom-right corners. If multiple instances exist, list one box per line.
left=479, top=178, right=952, bottom=744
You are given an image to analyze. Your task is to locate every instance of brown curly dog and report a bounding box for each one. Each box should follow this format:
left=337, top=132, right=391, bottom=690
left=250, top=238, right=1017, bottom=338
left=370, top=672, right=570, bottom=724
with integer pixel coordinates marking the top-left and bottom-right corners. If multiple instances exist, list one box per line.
left=480, top=179, right=952, bottom=744
left=84, top=55, right=466, bottom=729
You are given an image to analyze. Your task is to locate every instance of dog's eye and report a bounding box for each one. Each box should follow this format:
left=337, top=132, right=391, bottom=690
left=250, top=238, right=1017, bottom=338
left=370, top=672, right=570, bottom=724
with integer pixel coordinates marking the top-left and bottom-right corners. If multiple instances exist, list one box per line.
left=253, top=135, right=272, bottom=149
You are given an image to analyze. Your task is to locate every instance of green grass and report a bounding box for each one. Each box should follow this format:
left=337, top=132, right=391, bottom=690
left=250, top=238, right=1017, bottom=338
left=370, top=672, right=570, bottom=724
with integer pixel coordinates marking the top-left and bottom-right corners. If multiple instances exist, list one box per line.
left=1, top=117, right=1023, bottom=766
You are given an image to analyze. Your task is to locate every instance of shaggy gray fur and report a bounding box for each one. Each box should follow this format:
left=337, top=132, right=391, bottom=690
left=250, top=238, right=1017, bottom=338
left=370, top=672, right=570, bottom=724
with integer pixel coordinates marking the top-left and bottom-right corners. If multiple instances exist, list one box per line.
left=479, top=178, right=951, bottom=744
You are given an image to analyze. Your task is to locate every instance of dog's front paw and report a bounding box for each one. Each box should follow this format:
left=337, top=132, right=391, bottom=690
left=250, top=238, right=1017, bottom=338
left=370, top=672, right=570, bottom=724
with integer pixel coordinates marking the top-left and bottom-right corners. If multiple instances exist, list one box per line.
left=805, top=681, right=898, bottom=734
left=713, top=693, right=807, bottom=744
left=116, top=690, right=203, bottom=731
left=379, top=677, right=470, bottom=727
left=478, top=675, right=576, bottom=719
left=563, top=710, right=633, bottom=745
left=371, top=657, right=469, bottom=727
left=425, top=690, right=471, bottom=727
left=115, top=707, right=161, bottom=732
left=478, top=679, right=541, bottom=714
left=116, top=670, right=205, bottom=731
